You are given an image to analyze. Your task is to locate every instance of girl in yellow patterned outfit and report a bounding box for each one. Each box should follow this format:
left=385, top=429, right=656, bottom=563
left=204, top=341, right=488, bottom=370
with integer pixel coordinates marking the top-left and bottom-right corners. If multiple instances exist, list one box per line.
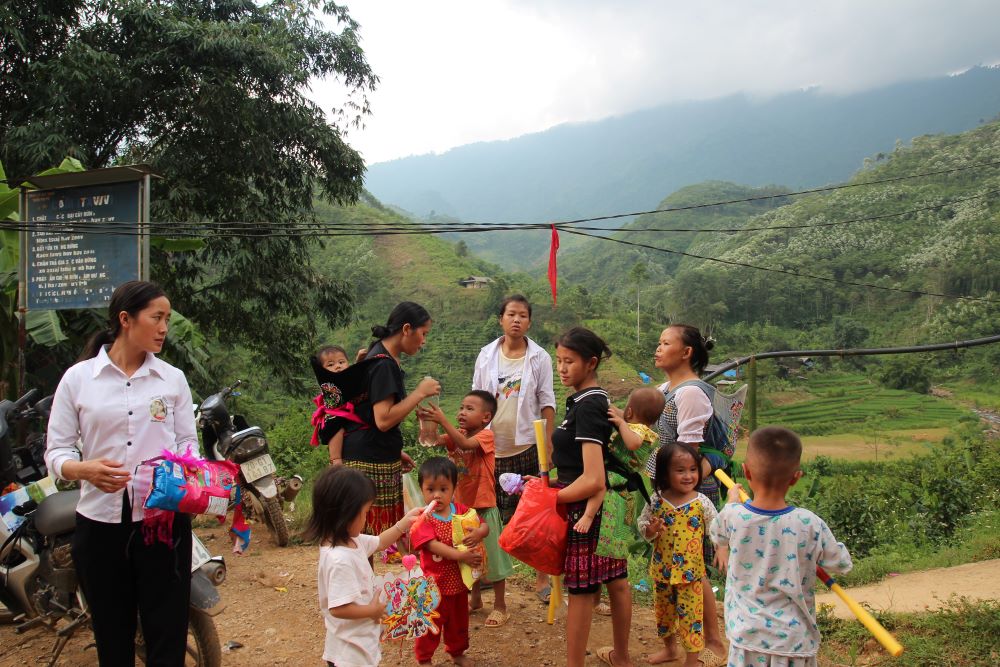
left=638, top=441, right=721, bottom=667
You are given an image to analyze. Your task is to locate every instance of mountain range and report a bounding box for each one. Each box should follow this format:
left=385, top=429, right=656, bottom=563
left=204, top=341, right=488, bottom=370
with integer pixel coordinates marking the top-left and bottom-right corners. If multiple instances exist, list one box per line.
left=364, top=67, right=1000, bottom=269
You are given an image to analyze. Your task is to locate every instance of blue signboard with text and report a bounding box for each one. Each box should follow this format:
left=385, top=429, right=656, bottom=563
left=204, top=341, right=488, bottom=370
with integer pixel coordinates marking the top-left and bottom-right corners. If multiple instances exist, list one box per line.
left=24, top=181, right=142, bottom=310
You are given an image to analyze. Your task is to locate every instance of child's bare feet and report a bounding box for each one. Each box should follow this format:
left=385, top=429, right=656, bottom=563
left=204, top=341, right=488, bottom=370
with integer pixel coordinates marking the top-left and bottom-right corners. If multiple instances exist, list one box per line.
left=646, top=647, right=681, bottom=664
left=452, top=654, right=473, bottom=666
left=681, top=652, right=702, bottom=667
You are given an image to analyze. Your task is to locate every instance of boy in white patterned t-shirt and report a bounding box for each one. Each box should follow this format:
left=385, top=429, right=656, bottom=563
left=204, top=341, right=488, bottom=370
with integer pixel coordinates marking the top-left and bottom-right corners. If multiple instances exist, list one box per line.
left=709, top=426, right=852, bottom=667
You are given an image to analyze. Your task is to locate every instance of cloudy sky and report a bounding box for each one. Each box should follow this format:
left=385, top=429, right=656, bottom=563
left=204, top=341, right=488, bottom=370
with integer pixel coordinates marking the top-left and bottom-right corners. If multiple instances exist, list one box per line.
left=312, top=1, right=1000, bottom=165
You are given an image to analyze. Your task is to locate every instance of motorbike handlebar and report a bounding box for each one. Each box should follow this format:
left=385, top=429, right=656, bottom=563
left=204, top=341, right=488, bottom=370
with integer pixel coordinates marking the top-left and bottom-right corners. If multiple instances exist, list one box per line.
left=12, top=388, right=40, bottom=411
left=222, top=379, right=243, bottom=397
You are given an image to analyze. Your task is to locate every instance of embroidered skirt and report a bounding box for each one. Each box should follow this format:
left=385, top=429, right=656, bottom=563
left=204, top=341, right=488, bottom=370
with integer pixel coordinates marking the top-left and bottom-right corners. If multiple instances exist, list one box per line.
left=564, top=499, right=628, bottom=594
left=494, top=447, right=540, bottom=524
left=344, top=459, right=403, bottom=535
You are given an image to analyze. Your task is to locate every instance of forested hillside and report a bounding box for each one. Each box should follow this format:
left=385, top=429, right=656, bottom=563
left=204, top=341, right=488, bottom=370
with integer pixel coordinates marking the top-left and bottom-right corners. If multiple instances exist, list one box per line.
left=367, top=67, right=1000, bottom=269
left=174, top=116, right=1000, bottom=464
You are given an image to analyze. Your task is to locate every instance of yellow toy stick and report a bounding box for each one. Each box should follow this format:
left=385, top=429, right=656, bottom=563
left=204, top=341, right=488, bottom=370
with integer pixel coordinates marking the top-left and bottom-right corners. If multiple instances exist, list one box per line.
left=533, top=418, right=561, bottom=625
left=713, top=469, right=904, bottom=657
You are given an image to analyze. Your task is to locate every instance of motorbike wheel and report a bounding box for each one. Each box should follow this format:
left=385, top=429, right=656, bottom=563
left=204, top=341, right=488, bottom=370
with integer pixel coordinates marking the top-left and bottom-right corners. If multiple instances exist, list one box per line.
left=137, top=608, right=222, bottom=667
left=261, top=495, right=290, bottom=547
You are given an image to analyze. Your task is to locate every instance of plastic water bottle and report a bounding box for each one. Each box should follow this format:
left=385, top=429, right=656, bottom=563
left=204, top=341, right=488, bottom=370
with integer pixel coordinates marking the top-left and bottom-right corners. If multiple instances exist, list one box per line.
left=417, top=377, right=440, bottom=447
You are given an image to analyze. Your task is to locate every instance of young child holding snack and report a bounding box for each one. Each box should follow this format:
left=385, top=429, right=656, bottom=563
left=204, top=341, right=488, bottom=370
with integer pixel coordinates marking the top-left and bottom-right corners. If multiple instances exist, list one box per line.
left=419, top=390, right=515, bottom=627
left=410, top=457, right=486, bottom=666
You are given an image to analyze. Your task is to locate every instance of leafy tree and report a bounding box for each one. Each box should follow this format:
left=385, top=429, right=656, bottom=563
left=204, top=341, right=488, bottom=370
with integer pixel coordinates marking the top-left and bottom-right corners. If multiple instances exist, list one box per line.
left=1, top=0, right=377, bottom=385
left=876, top=355, right=932, bottom=394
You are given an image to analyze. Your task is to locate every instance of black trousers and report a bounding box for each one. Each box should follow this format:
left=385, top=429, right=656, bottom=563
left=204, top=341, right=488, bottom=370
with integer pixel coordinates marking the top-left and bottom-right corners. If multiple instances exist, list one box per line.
left=72, top=510, right=192, bottom=666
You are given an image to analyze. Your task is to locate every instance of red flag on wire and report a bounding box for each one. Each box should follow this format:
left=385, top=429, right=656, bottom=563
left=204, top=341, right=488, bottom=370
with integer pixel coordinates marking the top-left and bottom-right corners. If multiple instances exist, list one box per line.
left=548, top=224, right=559, bottom=306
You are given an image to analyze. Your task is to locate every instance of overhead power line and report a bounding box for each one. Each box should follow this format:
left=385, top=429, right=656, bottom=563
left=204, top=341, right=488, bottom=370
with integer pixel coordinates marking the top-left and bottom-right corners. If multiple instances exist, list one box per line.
left=3, top=158, right=999, bottom=237
left=561, top=228, right=1000, bottom=304
left=3, top=187, right=997, bottom=239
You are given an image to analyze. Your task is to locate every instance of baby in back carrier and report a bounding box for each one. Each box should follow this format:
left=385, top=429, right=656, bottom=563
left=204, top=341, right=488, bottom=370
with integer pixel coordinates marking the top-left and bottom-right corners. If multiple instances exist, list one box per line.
left=573, top=387, right=666, bottom=559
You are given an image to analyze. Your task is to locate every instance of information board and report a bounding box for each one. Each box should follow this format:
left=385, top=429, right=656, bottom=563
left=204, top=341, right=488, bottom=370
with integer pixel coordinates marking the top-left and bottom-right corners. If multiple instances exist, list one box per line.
left=24, top=181, right=142, bottom=310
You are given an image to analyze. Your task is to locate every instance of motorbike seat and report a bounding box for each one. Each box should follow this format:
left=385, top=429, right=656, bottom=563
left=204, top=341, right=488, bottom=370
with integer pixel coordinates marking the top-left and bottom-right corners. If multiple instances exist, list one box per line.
left=231, top=426, right=265, bottom=442
left=35, top=489, right=80, bottom=537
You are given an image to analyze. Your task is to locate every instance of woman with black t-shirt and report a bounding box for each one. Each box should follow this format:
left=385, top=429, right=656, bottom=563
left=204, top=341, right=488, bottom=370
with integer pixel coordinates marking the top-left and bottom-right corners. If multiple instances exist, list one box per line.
left=321, top=302, right=439, bottom=536
left=551, top=327, right=633, bottom=667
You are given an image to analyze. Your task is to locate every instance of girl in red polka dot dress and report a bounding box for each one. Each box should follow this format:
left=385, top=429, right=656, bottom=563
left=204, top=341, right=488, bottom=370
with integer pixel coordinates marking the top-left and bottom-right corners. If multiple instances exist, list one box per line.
left=410, top=457, right=487, bottom=666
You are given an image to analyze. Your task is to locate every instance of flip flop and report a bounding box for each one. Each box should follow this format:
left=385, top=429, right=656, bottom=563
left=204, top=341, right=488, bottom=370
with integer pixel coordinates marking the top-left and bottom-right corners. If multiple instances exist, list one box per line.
left=535, top=584, right=551, bottom=604
left=699, top=648, right=726, bottom=667
left=596, top=646, right=615, bottom=666
left=594, top=601, right=612, bottom=616
left=485, top=609, right=510, bottom=627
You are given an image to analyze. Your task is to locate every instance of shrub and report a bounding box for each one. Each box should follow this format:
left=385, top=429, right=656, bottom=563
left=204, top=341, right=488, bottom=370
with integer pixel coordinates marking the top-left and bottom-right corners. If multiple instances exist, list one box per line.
left=268, top=407, right=328, bottom=480
left=876, top=355, right=932, bottom=394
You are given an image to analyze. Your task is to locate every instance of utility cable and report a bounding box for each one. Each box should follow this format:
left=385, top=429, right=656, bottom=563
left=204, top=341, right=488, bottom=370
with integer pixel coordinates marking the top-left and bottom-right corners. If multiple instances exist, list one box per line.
left=4, top=186, right=997, bottom=239
left=561, top=228, right=1000, bottom=304
left=4, top=158, right=999, bottom=236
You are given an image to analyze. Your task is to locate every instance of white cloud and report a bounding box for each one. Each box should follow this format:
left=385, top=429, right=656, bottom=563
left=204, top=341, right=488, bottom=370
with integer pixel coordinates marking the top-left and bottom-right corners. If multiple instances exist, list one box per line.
left=310, top=1, right=1000, bottom=163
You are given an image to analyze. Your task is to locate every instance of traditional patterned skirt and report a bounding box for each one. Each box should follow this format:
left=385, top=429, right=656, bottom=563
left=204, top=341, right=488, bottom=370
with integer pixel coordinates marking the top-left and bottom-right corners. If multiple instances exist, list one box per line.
left=563, top=498, right=628, bottom=595
left=344, top=459, right=403, bottom=535
left=494, top=447, right=540, bottom=524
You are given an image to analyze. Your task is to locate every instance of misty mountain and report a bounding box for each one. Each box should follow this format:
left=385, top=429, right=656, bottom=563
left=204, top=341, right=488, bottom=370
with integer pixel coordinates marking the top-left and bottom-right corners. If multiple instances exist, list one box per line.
left=365, top=67, right=1000, bottom=267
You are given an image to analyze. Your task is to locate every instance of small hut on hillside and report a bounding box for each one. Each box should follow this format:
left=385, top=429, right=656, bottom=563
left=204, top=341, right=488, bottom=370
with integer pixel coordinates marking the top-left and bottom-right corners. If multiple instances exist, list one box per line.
left=458, top=276, right=494, bottom=289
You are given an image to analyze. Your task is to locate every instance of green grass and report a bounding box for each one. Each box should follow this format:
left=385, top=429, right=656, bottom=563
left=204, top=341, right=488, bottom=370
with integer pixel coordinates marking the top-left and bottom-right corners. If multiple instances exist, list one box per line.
left=759, top=372, right=968, bottom=436
left=938, top=378, right=1000, bottom=412
left=819, top=598, right=1000, bottom=666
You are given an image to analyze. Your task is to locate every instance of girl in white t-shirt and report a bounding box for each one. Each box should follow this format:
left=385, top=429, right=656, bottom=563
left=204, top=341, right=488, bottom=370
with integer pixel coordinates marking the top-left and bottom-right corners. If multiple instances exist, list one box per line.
left=304, top=467, right=422, bottom=667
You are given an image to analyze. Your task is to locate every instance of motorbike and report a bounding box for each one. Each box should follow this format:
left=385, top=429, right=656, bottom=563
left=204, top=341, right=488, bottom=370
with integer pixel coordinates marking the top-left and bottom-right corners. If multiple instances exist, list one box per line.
left=198, top=379, right=297, bottom=547
left=0, top=390, right=226, bottom=666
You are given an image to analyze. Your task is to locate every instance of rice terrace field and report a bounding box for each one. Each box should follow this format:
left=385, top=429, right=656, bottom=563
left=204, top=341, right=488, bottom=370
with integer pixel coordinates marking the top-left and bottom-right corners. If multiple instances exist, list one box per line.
left=750, top=372, right=967, bottom=461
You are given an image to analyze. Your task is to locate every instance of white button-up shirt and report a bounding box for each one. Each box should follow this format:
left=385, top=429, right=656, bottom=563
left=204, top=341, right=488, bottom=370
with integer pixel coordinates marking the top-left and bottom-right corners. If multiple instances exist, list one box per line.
left=472, top=336, right=556, bottom=455
left=45, top=345, right=197, bottom=523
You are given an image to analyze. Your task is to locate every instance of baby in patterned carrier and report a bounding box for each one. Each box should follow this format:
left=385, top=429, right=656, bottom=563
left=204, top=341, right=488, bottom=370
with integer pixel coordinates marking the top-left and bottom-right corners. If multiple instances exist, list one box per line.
left=573, top=387, right=666, bottom=556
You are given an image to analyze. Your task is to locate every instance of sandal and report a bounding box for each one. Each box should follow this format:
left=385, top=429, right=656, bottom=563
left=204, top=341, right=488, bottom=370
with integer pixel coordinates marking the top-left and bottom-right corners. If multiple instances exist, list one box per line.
left=485, top=609, right=510, bottom=627
left=594, top=601, right=612, bottom=616
left=700, top=648, right=726, bottom=667
left=596, top=646, right=615, bottom=666
left=535, top=584, right=551, bottom=604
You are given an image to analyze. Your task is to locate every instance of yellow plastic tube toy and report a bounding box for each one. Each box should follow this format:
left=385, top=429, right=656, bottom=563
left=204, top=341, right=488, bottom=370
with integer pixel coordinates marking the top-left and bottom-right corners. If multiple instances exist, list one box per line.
left=713, top=468, right=904, bottom=657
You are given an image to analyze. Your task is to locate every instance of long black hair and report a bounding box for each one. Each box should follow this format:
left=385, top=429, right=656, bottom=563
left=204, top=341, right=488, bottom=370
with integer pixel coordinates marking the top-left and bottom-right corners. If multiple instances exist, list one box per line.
left=555, top=326, right=612, bottom=369
left=78, top=280, right=166, bottom=361
left=371, top=301, right=431, bottom=340
left=302, top=466, right=376, bottom=546
left=670, top=323, right=715, bottom=375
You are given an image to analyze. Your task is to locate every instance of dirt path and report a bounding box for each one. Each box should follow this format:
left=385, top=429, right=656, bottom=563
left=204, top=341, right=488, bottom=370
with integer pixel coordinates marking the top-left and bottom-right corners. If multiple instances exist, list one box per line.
left=0, top=521, right=704, bottom=667
left=6, top=519, right=997, bottom=666
left=815, top=558, right=1000, bottom=618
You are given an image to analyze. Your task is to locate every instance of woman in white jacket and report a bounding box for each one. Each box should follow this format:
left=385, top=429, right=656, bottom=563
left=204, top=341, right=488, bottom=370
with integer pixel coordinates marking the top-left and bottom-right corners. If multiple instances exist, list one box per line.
left=472, top=294, right=557, bottom=602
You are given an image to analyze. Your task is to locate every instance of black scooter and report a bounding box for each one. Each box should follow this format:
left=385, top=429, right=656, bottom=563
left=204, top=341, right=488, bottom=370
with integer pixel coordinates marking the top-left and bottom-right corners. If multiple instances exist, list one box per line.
left=0, top=390, right=225, bottom=666
left=198, top=380, right=293, bottom=547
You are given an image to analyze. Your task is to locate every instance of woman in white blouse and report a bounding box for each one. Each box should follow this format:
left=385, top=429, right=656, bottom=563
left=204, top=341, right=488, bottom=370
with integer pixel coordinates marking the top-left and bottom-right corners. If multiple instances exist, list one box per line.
left=46, top=281, right=196, bottom=665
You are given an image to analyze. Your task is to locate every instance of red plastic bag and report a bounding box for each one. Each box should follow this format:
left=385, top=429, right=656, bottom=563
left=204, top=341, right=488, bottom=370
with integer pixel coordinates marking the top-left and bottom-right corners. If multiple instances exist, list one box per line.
left=498, top=479, right=567, bottom=575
